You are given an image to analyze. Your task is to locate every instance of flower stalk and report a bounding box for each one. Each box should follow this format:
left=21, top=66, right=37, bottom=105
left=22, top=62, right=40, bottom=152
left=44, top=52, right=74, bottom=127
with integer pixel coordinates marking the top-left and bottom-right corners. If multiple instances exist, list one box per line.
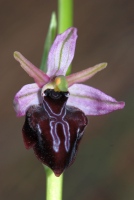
left=58, top=0, right=73, bottom=33
left=58, top=0, right=73, bottom=75
left=45, top=166, right=63, bottom=200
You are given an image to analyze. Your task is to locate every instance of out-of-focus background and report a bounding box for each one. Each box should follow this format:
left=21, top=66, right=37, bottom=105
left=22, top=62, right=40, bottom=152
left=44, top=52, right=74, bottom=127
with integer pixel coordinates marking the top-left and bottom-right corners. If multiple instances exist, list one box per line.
left=0, top=0, right=134, bottom=199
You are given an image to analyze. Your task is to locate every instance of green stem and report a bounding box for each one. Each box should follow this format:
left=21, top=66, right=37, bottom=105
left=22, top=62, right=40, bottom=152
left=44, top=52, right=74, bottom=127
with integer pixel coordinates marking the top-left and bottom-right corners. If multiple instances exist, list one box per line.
left=45, top=166, right=63, bottom=200
left=58, top=0, right=73, bottom=33
left=58, top=0, right=73, bottom=75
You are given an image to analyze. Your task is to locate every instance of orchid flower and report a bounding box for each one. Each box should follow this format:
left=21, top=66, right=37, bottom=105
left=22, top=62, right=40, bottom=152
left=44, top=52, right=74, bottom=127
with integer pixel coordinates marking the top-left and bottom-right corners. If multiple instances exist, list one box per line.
left=14, top=27, right=125, bottom=176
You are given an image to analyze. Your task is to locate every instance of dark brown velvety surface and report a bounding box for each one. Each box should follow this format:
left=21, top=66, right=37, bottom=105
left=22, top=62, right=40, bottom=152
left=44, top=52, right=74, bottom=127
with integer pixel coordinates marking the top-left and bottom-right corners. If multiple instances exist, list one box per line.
left=0, top=0, right=133, bottom=200
left=23, top=90, right=87, bottom=176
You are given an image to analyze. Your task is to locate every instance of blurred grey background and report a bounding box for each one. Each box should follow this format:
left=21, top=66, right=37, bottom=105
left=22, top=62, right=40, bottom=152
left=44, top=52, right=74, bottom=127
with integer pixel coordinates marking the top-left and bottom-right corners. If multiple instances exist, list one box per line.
left=0, top=0, right=134, bottom=199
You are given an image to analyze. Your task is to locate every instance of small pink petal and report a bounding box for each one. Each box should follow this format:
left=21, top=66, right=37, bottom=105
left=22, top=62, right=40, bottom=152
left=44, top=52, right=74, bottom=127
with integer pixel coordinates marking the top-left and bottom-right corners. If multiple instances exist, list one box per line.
left=14, top=51, right=50, bottom=88
left=47, top=27, right=77, bottom=77
left=67, top=63, right=107, bottom=87
left=68, top=84, right=125, bottom=115
left=14, top=83, right=42, bottom=117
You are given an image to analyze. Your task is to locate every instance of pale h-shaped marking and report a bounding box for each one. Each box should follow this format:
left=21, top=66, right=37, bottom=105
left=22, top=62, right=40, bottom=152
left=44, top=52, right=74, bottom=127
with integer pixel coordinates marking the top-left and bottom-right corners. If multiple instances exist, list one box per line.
left=43, top=100, right=70, bottom=152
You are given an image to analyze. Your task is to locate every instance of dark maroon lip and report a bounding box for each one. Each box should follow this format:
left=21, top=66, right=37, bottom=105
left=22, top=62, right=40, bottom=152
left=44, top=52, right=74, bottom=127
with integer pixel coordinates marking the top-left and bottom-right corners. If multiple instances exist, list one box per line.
left=22, top=89, right=88, bottom=176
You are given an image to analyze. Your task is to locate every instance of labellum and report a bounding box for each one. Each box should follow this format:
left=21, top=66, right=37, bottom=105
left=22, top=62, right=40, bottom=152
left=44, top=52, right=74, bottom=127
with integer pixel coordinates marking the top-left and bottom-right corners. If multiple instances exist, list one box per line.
left=23, top=89, right=88, bottom=176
